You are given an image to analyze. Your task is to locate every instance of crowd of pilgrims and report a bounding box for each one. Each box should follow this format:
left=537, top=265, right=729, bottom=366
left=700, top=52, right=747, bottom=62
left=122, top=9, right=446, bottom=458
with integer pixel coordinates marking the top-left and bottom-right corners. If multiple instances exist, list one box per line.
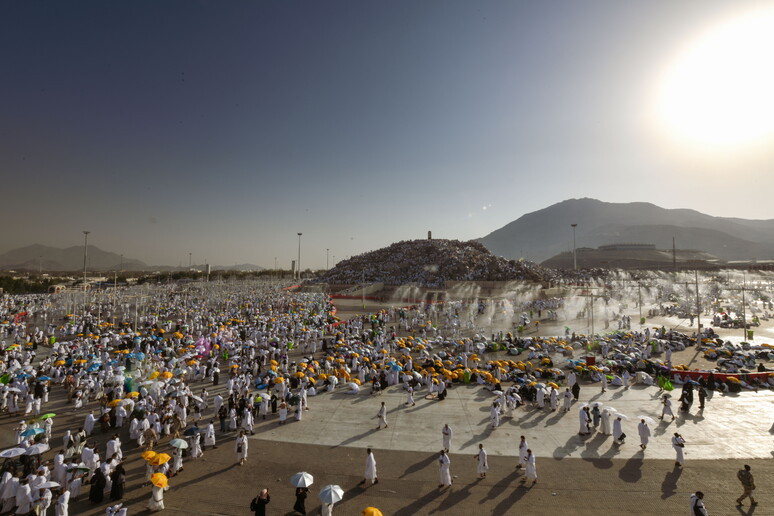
left=0, top=281, right=772, bottom=514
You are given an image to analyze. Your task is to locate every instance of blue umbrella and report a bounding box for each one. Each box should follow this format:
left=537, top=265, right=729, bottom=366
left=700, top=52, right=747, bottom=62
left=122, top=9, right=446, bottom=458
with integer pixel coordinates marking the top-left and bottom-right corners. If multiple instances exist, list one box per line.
left=36, top=376, right=52, bottom=381
left=21, top=428, right=44, bottom=437
left=16, top=373, right=31, bottom=379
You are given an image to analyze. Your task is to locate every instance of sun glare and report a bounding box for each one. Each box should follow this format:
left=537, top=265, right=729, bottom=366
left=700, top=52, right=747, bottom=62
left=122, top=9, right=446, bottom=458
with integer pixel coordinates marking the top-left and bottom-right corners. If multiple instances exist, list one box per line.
left=654, top=8, right=774, bottom=150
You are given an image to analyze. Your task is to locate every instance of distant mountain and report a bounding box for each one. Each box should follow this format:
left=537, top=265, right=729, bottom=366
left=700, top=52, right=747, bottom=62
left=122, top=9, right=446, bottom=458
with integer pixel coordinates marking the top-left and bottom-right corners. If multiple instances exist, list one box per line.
left=0, top=244, right=147, bottom=272
left=478, top=198, right=774, bottom=263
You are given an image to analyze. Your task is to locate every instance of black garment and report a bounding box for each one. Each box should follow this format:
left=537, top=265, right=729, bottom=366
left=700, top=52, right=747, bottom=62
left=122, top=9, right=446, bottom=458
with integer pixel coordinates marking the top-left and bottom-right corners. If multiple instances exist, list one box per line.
left=571, top=382, right=580, bottom=400
left=89, top=469, right=107, bottom=503
left=293, top=487, right=307, bottom=514
left=251, top=494, right=270, bottom=516
left=110, top=464, right=126, bottom=500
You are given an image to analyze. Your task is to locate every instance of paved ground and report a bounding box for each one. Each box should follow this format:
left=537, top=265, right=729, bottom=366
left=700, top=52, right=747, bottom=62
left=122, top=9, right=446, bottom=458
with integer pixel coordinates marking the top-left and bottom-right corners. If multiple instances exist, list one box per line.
left=4, top=297, right=774, bottom=515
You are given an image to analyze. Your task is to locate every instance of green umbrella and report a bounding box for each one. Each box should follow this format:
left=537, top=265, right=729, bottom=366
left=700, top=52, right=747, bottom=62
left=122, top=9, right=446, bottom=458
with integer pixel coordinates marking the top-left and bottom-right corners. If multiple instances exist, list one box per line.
left=39, top=413, right=56, bottom=419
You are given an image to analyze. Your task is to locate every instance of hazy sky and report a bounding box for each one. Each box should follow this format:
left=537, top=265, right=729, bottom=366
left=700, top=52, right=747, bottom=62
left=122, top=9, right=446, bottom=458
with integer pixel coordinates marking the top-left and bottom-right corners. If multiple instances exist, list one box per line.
left=3, top=1, right=774, bottom=268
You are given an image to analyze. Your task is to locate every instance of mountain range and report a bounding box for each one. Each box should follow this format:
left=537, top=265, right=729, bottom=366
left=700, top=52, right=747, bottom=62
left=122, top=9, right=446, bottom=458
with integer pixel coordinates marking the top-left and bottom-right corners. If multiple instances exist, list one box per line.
left=0, top=244, right=263, bottom=273
left=478, top=198, right=774, bottom=263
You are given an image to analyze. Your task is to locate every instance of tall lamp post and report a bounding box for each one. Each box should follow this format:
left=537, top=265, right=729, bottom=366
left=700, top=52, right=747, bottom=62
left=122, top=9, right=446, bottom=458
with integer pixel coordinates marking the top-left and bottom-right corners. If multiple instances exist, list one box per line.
left=571, top=224, right=578, bottom=270
left=326, top=248, right=330, bottom=270
left=82, top=231, right=90, bottom=319
left=297, top=232, right=303, bottom=280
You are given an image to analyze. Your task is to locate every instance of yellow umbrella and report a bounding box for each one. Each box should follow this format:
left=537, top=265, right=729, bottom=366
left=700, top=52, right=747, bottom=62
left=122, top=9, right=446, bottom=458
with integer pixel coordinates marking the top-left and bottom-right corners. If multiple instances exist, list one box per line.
left=149, top=371, right=160, bottom=380
left=141, top=450, right=157, bottom=461
left=362, top=508, right=383, bottom=516
left=294, top=372, right=305, bottom=378
left=125, top=392, right=139, bottom=398
left=107, top=399, right=121, bottom=408
left=149, top=453, right=171, bottom=466
left=150, top=473, right=168, bottom=488
left=74, top=359, right=87, bottom=364
left=54, top=360, right=65, bottom=366
left=274, top=377, right=285, bottom=384
left=161, top=372, right=173, bottom=379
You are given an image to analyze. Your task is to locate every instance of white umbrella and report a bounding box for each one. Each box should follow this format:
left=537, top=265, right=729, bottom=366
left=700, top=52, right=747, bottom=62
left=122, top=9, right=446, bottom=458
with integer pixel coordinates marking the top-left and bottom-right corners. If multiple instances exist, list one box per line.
left=0, top=448, right=27, bottom=458
left=25, top=443, right=50, bottom=455
left=169, top=439, right=189, bottom=449
left=613, top=413, right=629, bottom=420
left=637, top=415, right=657, bottom=427
left=318, top=484, right=344, bottom=504
left=38, top=481, right=60, bottom=489
left=290, top=471, right=314, bottom=488
left=190, top=395, right=203, bottom=403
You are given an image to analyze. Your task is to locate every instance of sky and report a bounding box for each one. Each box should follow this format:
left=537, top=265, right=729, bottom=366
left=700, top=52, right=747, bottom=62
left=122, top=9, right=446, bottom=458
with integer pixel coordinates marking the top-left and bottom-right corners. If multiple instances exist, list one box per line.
left=3, top=0, right=774, bottom=269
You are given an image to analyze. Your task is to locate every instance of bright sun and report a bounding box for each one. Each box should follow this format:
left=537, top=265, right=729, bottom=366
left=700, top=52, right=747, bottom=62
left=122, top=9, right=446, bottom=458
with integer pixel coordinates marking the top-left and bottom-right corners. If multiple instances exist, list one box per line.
left=654, top=8, right=774, bottom=150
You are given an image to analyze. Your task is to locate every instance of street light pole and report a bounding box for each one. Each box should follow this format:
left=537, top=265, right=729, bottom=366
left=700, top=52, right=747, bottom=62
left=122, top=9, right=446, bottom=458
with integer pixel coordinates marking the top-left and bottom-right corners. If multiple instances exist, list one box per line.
left=189, top=252, right=192, bottom=269
left=326, top=248, right=330, bottom=270
left=571, top=224, right=578, bottom=270
left=82, top=231, right=90, bottom=320
left=297, top=233, right=302, bottom=280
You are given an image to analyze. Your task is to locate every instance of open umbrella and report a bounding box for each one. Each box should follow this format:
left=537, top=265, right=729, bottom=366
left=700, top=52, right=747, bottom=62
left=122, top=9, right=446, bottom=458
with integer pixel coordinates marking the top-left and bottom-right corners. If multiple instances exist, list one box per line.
left=290, top=472, right=314, bottom=488
left=21, top=428, right=44, bottom=437
left=318, top=484, right=344, bottom=504
left=169, top=439, right=188, bottom=449
left=38, top=481, right=60, bottom=489
left=39, top=413, right=56, bottom=420
left=362, top=508, right=384, bottom=516
left=25, top=443, right=50, bottom=455
left=183, top=427, right=200, bottom=436
left=0, top=448, right=26, bottom=458
left=150, top=473, right=168, bottom=488
left=637, top=415, right=657, bottom=427
left=141, top=450, right=157, bottom=461
left=149, top=453, right=171, bottom=466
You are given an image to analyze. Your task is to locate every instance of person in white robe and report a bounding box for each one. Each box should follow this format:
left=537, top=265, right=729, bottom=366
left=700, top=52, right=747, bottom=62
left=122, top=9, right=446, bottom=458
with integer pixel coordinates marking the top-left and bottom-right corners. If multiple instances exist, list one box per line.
left=442, top=424, right=452, bottom=452
left=517, top=436, right=529, bottom=468
left=438, top=450, right=452, bottom=488
left=190, top=433, right=203, bottom=459
left=600, top=408, right=612, bottom=435
left=147, top=484, right=168, bottom=512
left=475, top=444, right=488, bottom=478
left=638, top=419, right=651, bottom=450
left=672, top=432, right=685, bottom=466
left=84, top=413, right=95, bottom=436
left=170, top=448, right=183, bottom=477
left=489, top=402, right=500, bottom=429
left=15, top=479, right=34, bottom=515
left=562, top=389, right=572, bottom=412
left=660, top=396, right=675, bottom=421
left=405, top=386, right=415, bottom=406
left=578, top=406, right=591, bottom=435
left=278, top=403, right=288, bottom=425
left=55, top=488, right=70, bottom=516
left=235, top=431, right=248, bottom=466
left=524, top=449, right=537, bottom=485
left=35, top=487, right=52, bottom=516
left=203, top=421, right=216, bottom=449
left=375, top=402, right=387, bottom=430
left=361, top=448, right=378, bottom=486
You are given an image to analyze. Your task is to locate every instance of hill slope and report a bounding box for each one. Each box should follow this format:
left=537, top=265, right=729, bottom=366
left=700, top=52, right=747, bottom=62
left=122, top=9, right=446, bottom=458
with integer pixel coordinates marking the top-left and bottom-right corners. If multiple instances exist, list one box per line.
left=478, top=198, right=774, bottom=263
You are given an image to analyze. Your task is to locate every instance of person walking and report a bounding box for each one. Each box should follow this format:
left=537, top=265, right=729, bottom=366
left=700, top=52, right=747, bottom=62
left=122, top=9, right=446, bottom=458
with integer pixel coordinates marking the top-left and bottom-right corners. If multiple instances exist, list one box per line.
left=375, top=402, right=387, bottom=430
left=736, top=464, right=757, bottom=507
left=689, top=491, right=708, bottom=515
left=438, top=450, right=452, bottom=489
left=474, top=443, right=488, bottom=479
left=442, top=424, right=452, bottom=452
left=672, top=432, right=685, bottom=467
left=523, top=449, right=537, bottom=486
left=660, top=395, right=675, bottom=421
left=638, top=419, right=650, bottom=450
left=235, top=430, right=248, bottom=466
left=517, top=436, right=529, bottom=469
left=360, top=448, right=378, bottom=486
left=292, top=487, right=308, bottom=514
left=250, top=489, right=270, bottom=516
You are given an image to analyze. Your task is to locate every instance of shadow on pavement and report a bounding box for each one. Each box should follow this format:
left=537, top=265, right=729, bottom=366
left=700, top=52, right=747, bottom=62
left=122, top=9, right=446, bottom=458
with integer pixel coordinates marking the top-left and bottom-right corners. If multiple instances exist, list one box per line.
left=618, top=453, right=644, bottom=483
left=399, top=453, right=437, bottom=479
left=660, top=464, right=682, bottom=499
